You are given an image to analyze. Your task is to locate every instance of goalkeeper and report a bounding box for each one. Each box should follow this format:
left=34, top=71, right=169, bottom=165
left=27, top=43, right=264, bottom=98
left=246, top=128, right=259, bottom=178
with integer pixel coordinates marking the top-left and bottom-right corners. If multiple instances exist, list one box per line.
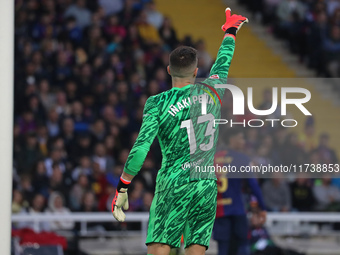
left=112, top=8, right=248, bottom=255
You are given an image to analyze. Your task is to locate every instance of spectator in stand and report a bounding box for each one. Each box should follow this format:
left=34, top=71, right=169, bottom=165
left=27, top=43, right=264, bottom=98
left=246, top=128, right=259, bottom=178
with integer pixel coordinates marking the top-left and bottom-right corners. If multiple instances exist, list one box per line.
left=262, top=0, right=282, bottom=23
left=53, top=52, right=73, bottom=86
left=262, top=176, right=292, bottom=212
left=64, top=0, right=91, bottom=29
left=313, top=176, right=340, bottom=211
left=91, top=161, right=108, bottom=198
left=12, top=190, right=28, bottom=214
left=145, top=1, right=164, bottom=29
left=128, top=180, right=144, bottom=212
left=64, top=16, right=83, bottom=45
left=44, top=147, right=66, bottom=177
left=104, top=134, right=119, bottom=159
left=245, top=128, right=260, bottom=156
left=78, top=190, right=106, bottom=232
left=290, top=175, right=316, bottom=211
left=18, top=111, right=36, bottom=135
left=69, top=174, right=90, bottom=211
left=61, top=117, right=75, bottom=155
left=323, top=25, right=340, bottom=77
left=299, top=117, right=316, bottom=153
left=92, top=143, right=115, bottom=173
left=32, top=160, right=49, bottom=196
left=242, top=0, right=340, bottom=78
left=118, top=0, right=140, bottom=27
left=72, top=156, right=92, bottom=181
left=80, top=191, right=97, bottom=212
left=99, top=0, right=124, bottom=16
left=18, top=193, right=50, bottom=232
left=104, top=15, right=127, bottom=38
left=139, top=158, right=157, bottom=191
left=49, top=163, right=68, bottom=197
left=46, top=108, right=60, bottom=137
left=252, top=145, right=272, bottom=167
left=280, top=133, right=306, bottom=166
left=316, top=133, right=338, bottom=164
left=13, top=123, right=23, bottom=160
left=106, top=165, right=123, bottom=188
left=276, top=0, right=306, bottom=25
left=248, top=204, right=305, bottom=255
left=307, top=10, right=328, bottom=73
left=91, top=119, right=106, bottom=144
left=69, top=134, right=92, bottom=163
left=159, top=17, right=178, bottom=49
left=141, top=192, right=154, bottom=212
left=19, top=175, right=35, bottom=204
left=331, top=8, right=340, bottom=26
left=137, top=11, right=161, bottom=44
left=28, top=95, right=46, bottom=123
left=46, top=192, right=74, bottom=231
left=65, top=81, right=79, bottom=105
left=98, top=185, right=116, bottom=212
left=16, top=132, right=42, bottom=175
left=327, top=0, right=340, bottom=16
left=258, top=88, right=281, bottom=120
left=36, top=125, right=49, bottom=156
left=38, top=79, right=55, bottom=110
left=55, top=91, right=71, bottom=115
left=277, top=0, right=307, bottom=55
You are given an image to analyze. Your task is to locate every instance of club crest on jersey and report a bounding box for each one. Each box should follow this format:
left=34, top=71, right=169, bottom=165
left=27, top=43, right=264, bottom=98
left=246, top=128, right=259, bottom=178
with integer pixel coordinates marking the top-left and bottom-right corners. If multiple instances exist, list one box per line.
left=209, top=74, right=220, bottom=79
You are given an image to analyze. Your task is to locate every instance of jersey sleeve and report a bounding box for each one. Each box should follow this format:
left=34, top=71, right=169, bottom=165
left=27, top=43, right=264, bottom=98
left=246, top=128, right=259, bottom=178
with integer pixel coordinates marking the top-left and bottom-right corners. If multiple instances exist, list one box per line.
left=123, top=96, right=159, bottom=176
left=202, top=36, right=236, bottom=99
left=209, top=36, right=236, bottom=79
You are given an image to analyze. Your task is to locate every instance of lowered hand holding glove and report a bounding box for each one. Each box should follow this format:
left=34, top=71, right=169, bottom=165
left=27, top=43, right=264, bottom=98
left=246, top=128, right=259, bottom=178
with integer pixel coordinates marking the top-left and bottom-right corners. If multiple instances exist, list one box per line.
left=112, top=177, right=131, bottom=222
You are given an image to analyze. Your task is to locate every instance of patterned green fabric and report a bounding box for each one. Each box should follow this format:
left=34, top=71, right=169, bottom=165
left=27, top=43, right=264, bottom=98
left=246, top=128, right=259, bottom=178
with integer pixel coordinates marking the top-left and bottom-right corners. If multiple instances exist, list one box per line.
left=146, top=180, right=217, bottom=248
left=123, top=36, right=235, bottom=193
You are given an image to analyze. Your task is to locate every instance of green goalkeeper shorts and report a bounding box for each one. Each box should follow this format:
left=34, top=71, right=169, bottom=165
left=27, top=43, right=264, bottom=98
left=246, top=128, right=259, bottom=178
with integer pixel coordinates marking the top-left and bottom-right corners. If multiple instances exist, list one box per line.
left=146, top=179, right=217, bottom=249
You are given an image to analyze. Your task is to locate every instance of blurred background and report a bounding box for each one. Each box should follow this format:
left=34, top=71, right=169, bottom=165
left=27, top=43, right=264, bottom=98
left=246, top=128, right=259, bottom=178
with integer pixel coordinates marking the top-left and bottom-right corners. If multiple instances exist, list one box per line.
left=11, top=0, right=340, bottom=254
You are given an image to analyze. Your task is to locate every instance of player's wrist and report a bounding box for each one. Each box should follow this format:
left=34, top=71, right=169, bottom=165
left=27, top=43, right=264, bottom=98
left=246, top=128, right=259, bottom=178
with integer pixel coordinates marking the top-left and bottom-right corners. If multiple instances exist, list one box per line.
left=225, top=27, right=237, bottom=36
left=224, top=27, right=237, bottom=41
left=223, top=33, right=236, bottom=41
left=117, top=177, right=131, bottom=193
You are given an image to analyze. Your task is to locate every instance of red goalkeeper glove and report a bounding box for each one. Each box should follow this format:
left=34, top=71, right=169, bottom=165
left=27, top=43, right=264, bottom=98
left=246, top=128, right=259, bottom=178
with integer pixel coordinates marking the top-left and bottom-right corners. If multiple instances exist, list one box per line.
left=221, top=8, right=248, bottom=37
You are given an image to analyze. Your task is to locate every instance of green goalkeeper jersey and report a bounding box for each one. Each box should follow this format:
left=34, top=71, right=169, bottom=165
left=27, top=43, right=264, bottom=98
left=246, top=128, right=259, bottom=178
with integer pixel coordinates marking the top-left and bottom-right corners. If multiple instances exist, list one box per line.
left=124, top=36, right=235, bottom=193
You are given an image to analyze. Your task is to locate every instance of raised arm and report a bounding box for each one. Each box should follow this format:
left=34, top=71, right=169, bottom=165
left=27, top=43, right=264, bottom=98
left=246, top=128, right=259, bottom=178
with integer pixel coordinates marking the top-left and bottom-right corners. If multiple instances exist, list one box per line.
left=209, top=8, right=248, bottom=80
left=209, top=36, right=236, bottom=79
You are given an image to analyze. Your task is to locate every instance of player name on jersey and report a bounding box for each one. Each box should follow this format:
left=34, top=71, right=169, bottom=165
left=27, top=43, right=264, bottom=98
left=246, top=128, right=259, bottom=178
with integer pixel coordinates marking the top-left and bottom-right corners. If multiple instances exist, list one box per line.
left=168, top=93, right=215, bottom=117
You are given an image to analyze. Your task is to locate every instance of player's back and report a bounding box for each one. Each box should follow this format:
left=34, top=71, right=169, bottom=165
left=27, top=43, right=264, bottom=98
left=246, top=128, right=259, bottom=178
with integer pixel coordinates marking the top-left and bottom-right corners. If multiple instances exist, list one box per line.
left=155, top=86, right=191, bottom=167
left=123, top=36, right=236, bottom=193
left=152, top=81, right=224, bottom=193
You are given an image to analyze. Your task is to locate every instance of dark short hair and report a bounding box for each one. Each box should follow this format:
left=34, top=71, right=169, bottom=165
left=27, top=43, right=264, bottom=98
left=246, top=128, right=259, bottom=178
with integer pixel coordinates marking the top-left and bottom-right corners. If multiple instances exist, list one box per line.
left=169, top=46, right=198, bottom=77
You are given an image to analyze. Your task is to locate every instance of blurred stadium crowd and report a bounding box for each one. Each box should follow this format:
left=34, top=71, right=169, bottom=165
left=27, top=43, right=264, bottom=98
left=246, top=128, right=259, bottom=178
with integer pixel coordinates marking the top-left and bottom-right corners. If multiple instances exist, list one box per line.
left=240, top=0, right=340, bottom=79
left=12, top=0, right=340, bottom=234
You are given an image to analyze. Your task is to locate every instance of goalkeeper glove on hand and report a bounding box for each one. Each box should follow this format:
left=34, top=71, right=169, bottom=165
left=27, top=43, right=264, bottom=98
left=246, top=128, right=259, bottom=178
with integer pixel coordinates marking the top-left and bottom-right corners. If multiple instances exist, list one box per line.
left=112, top=177, right=131, bottom=222
left=221, top=8, right=249, bottom=37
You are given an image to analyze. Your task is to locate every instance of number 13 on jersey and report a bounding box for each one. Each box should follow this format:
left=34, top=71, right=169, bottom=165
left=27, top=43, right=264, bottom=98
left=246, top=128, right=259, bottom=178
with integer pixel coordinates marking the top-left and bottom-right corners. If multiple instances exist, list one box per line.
left=180, top=113, right=216, bottom=155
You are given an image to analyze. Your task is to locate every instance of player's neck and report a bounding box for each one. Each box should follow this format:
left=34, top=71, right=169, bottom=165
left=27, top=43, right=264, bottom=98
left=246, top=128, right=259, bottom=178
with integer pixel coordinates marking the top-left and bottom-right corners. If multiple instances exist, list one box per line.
left=171, top=77, right=195, bottom=88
